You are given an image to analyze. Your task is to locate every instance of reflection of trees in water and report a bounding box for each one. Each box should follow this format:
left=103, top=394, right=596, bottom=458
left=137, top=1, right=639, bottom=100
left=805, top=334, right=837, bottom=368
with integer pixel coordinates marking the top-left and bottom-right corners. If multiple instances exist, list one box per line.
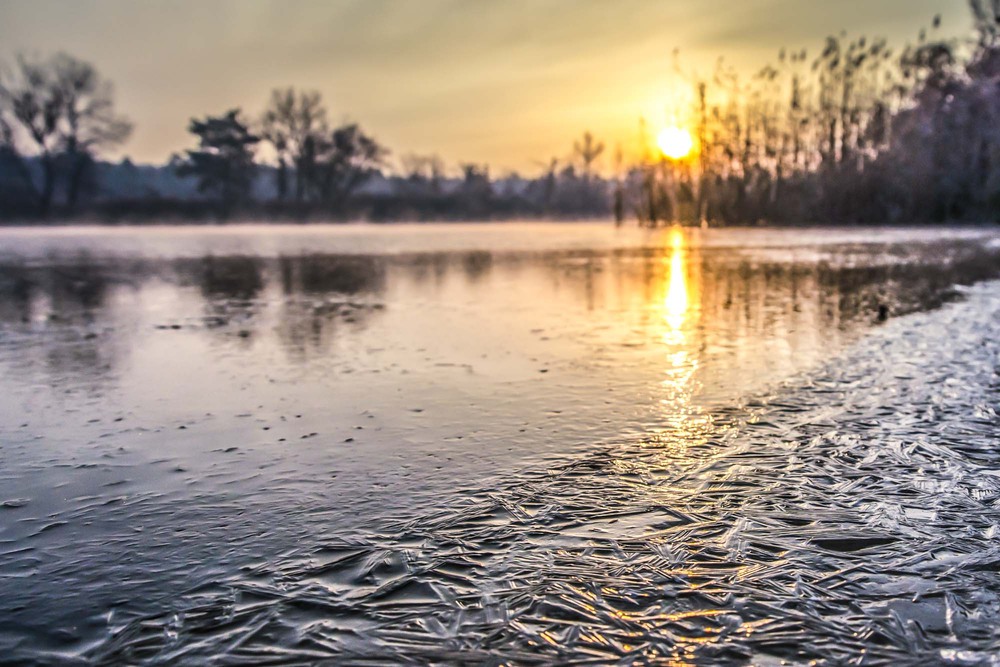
left=274, top=255, right=386, bottom=359
left=195, top=256, right=264, bottom=301
left=1, top=243, right=995, bottom=387
left=0, top=259, right=122, bottom=390
left=0, top=260, right=114, bottom=323
left=538, top=243, right=1000, bottom=347
left=461, top=251, right=493, bottom=283
left=141, top=253, right=391, bottom=354
left=169, top=256, right=267, bottom=342
left=40, top=261, right=113, bottom=323
left=815, top=244, right=1000, bottom=322
left=400, top=253, right=450, bottom=288
left=538, top=251, right=609, bottom=312
left=0, top=253, right=398, bottom=376
left=279, top=255, right=384, bottom=295
left=381, top=251, right=497, bottom=292
left=713, top=246, right=1000, bottom=333
left=0, top=265, right=34, bottom=325
left=272, top=250, right=496, bottom=359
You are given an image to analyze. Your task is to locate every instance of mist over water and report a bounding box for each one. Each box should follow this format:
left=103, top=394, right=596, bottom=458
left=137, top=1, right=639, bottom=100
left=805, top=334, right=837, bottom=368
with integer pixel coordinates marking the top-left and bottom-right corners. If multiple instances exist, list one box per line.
left=1, top=223, right=999, bottom=664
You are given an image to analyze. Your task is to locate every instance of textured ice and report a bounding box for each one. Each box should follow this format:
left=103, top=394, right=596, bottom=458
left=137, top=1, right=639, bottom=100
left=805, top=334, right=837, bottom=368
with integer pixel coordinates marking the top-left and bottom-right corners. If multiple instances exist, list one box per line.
left=0, top=225, right=999, bottom=665
left=80, top=284, right=1000, bottom=665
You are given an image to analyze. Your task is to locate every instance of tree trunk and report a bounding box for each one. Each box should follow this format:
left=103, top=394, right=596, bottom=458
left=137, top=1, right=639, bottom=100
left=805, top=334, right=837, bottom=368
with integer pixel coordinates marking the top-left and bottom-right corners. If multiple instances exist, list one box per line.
left=276, top=159, right=288, bottom=202
left=66, top=152, right=92, bottom=213
left=38, top=154, right=56, bottom=218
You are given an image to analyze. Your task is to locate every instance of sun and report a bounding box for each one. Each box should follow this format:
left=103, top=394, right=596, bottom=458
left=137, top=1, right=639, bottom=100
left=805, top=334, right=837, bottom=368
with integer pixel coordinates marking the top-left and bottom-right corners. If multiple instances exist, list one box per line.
left=657, top=127, right=695, bottom=160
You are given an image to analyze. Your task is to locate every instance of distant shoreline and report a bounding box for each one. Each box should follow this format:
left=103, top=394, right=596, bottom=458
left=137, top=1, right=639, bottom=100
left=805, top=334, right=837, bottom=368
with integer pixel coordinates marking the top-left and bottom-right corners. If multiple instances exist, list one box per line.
left=2, top=217, right=997, bottom=229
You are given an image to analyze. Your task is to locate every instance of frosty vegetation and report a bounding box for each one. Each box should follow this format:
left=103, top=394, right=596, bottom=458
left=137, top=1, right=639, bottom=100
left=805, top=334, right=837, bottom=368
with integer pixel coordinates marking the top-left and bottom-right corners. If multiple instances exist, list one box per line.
left=1, top=1, right=1000, bottom=224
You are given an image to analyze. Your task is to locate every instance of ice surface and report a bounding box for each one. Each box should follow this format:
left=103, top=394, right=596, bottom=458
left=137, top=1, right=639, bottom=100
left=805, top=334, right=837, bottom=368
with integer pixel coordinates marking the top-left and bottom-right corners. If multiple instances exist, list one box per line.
left=0, top=224, right=999, bottom=664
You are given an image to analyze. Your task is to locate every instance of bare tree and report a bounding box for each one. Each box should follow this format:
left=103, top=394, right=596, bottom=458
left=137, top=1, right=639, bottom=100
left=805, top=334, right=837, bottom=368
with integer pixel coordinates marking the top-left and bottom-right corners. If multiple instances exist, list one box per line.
left=259, top=88, right=327, bottom=203
left=311, top=123, right=387, bottom=208
left=400, top=153, right=445, bottom=191
left=573, top=131, right=605, bottom=181
left=532, top=157, right=559, bottom=212
left=53, top=55, right=133, bottom=209
left=0, top=52, right=132, bottom=215
left=0, top=99, right=36, bottom=205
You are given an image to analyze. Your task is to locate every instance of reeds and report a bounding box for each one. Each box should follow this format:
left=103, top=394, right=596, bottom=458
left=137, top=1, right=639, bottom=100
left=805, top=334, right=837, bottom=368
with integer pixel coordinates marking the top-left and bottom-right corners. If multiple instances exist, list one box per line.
left=627, top=2, right=1000, bottom=225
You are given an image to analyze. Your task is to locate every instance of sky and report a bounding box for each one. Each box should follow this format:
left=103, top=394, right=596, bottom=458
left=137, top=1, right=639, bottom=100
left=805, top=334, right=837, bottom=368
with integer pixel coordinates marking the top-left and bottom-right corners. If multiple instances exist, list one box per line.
left=0, top=0, right=974, bottom=174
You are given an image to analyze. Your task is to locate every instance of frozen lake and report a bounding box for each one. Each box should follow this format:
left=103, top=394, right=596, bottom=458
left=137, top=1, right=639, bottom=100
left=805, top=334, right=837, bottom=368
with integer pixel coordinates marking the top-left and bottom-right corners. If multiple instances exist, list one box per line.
left=1, top=222, right=999, bottom=664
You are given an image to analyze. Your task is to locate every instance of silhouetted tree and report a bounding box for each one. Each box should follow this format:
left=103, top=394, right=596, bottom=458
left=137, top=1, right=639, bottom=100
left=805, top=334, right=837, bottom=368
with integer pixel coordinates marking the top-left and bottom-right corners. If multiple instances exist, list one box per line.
left=0, top=116, right=36, bottom=210
left=569, top=132, right=607, bottom=213
left=310, top=123, right=387, bottom=208
left=573, top=131, right=605, bottom=181
left=0, top=52, right=132, bottom=215
left=530, top=157, right=559, bottom=214
left=259, top=88, right=327, bottom=203
left=459, top=163, right=493, bottom=216
left=400, top=153, right=445, bottom=193
left=176, top=109, right=258, bottom=217
left=617, top=3, right=1000, bottom=226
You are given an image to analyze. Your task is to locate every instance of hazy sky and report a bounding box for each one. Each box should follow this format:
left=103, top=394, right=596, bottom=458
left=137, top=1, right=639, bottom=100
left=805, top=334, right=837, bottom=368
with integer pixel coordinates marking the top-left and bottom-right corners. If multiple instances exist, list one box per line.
left=0, top=0, right=973, bottom=172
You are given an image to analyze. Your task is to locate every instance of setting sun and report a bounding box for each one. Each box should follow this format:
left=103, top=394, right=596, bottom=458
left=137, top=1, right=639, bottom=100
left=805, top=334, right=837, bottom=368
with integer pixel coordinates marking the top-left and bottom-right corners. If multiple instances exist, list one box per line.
left=657, top=127, right=695, bottom=160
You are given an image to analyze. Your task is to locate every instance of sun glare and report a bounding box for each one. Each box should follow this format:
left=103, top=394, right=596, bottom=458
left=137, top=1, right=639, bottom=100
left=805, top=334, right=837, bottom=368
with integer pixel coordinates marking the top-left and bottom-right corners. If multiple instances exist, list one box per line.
left=657, top=127, right=695, bottom=160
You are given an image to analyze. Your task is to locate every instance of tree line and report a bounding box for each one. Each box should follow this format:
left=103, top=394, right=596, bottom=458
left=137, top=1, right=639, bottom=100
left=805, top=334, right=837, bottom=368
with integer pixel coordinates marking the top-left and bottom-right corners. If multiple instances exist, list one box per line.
left=627, top=0, right=1000, bottom=225
left=2, top=1, right=1000, bottom=225
left=0, top=59, right=613, bottom=221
